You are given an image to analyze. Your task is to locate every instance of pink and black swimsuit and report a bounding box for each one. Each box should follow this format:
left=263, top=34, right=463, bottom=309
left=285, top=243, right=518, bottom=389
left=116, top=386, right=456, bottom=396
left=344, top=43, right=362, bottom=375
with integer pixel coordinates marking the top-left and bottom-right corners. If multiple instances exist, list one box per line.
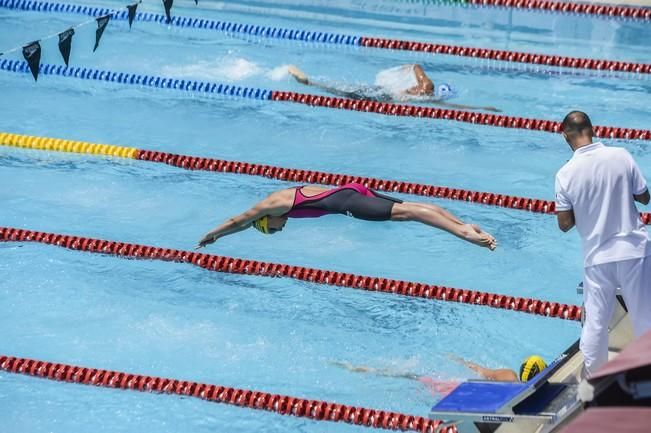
left=285, top=183, right=403, bottom=221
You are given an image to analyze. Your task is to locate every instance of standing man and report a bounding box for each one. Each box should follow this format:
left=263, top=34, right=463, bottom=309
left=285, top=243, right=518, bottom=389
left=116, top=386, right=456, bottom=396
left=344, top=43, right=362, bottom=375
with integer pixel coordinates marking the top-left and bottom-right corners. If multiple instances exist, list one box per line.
left=555, top=111, right=651, bottom=377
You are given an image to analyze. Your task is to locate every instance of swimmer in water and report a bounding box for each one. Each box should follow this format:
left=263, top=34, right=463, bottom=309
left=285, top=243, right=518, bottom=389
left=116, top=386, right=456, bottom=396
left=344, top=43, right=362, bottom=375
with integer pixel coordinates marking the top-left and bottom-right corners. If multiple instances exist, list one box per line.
left=197, top=183, right=496, bottom=250
left=287, top=64, right=501, bottom=112
left=332, top=355, right=547, bottom=396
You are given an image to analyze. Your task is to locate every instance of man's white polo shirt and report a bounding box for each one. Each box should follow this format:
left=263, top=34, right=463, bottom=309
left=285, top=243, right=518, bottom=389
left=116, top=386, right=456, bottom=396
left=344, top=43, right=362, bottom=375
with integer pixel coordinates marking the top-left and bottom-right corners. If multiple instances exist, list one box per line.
left=555, top=142, right=649, bottom=268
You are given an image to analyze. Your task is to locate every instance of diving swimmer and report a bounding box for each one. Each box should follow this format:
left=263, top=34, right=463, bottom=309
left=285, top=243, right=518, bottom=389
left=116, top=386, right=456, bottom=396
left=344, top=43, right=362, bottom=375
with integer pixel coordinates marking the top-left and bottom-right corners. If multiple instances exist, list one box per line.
left=332, top=355, right=547, bottom=396
left=287, top=64, right=501, bottom=112
left=197, top=183, right=497, bottom=250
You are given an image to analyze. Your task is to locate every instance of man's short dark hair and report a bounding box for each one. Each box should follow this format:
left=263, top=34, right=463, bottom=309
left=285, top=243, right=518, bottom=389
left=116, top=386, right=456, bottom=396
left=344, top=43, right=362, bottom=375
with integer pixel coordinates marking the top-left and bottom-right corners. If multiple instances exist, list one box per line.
left=562, top=111, right=593, bottom=137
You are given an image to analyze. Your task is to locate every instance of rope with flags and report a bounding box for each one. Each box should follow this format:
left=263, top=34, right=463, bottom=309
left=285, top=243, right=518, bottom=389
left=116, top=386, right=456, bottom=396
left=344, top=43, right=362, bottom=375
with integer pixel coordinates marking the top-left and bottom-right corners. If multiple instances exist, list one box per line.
left=3, top=0, right=649, bottom=75
left=0, top=1, right=143, bottom=81
left=0, top=0, right=204, bottom=81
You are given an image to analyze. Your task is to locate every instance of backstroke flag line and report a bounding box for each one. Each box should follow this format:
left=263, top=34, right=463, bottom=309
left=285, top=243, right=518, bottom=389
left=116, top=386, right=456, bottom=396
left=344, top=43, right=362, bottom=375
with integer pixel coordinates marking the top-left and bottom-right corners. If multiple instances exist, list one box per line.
left=94, top=15, right=111, bottom=52
left=22, top=41, right=41, bottom=81
left=58, top=28, right=74, bottom=66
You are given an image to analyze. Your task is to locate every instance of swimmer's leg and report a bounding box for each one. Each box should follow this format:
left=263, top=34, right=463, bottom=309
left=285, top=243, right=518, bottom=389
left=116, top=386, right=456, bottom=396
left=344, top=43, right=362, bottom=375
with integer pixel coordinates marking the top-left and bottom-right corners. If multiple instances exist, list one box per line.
left=390, top=202, right=497, bottom=250
left=300, top=81, right=373, bottom=101
left=287, top=65, right=384, bottom=101
left=288, top=65, right=309, bottom=84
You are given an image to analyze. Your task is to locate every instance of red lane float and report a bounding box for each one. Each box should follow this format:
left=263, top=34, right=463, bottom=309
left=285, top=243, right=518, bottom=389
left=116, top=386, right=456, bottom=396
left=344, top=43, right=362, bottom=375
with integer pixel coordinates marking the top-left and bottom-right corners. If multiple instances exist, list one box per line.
left=133, top=148, right=651, bottom=224
left=467, top=0, right=651, bottom=21
left=4, top=130, right=651, bottom=222
left=358, top=37, right=651, bottom=75
left=135, top=149, right=561, bottom=215
left=0, top=227, right=582, bottom=321
left=270, top=91, right=651, bottom=141
left=0, top=355, right=454, bottom=432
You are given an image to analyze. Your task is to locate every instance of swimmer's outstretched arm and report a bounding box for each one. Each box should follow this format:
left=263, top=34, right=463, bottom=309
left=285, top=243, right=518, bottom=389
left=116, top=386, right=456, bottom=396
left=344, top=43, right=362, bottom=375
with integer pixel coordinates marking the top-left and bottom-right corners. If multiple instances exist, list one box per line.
left=196, top=195, right=290, bottom=248
left=330, top=361, right=421, bottom=381
left=196, top=206, right=262, bottom=248
left=432, top=99, right=501, bottom=113
left=447, top=354, right=518, bottom=381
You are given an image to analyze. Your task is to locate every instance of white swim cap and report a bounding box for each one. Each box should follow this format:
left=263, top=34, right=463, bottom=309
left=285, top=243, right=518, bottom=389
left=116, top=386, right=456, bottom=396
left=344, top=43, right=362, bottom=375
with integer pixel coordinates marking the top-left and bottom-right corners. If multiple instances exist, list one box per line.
left=436, top=83, right=455, bottom=99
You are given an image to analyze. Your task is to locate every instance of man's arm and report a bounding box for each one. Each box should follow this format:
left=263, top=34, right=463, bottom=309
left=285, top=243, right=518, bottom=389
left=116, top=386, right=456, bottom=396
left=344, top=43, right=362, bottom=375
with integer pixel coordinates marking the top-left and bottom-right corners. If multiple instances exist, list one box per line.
left=555, top=174, right=574, bottom=232
left=557, top=210, right=576, bottom=232
left=634, top=189, right=650, bottom=205
left=627, top=151, right=649, bottom=205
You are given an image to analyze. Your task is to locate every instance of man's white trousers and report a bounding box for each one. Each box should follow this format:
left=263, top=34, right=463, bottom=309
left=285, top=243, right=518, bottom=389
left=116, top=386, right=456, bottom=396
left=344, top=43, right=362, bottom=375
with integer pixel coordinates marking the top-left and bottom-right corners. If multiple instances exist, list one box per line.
left=582, top=256, right=651, bottom=377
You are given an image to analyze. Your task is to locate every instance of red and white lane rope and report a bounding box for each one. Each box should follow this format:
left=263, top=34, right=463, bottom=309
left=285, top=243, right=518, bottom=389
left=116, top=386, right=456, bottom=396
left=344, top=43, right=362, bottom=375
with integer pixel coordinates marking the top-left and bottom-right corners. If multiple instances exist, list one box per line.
left=0, top=227, right=582, bottom=321
left=0, top=355, right=454, bottom=432
left=136, top=149, right=651, bottom=223
left=360, top=37, right=651, bottom=74
left=358, top=37, right=651, bottom=75
left=3, top=131, right=651, bottom=223
left=466, top=0, right=651, bottom=21
left=270, top=91, right=651, bottom=141
left=136, top=148, right=562, bottom=214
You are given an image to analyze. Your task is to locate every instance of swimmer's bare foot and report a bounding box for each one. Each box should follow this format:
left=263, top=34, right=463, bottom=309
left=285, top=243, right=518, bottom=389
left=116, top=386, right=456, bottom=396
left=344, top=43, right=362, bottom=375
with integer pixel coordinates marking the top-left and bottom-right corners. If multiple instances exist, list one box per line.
left=287, top=65, right=309, bottom=85
left=462, top=224, right=497, bottom=250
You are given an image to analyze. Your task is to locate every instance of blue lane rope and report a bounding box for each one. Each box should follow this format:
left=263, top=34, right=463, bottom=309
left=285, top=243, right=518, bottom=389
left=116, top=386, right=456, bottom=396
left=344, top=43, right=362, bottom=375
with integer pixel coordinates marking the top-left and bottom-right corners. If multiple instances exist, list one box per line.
left=0, top=58, right=273, bottom=100
left=0, top=0, right=362, bottom=45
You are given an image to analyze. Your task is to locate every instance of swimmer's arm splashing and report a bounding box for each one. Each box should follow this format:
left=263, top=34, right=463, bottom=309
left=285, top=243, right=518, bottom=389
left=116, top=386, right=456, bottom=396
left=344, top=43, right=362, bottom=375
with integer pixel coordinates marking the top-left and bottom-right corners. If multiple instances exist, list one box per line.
left=406, top=64, right=433, bottom=96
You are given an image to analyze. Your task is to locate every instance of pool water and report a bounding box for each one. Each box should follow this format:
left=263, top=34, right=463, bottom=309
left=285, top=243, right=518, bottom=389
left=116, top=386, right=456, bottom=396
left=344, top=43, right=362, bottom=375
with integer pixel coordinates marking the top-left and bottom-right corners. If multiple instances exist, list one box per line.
left=1, top=1, right=649, bottom=432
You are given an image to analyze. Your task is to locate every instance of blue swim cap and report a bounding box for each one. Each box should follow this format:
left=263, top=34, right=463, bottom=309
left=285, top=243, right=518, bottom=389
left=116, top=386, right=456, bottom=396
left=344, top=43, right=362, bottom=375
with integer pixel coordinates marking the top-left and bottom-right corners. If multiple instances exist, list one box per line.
left=435, top=83, right=455, bottom=100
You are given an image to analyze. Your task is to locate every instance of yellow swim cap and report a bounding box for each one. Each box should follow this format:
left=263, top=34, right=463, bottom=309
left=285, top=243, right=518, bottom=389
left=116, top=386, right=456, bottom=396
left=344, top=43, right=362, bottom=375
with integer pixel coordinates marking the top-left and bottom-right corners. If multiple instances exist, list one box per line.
left=252, top=216, right=270, bottom=234
left=519, top=355, right=547, bottom=382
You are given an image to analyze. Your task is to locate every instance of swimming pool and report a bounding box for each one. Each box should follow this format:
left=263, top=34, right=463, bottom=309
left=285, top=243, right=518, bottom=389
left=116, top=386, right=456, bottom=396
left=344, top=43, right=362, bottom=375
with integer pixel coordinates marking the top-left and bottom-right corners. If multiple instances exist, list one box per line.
left=1, top=0, right=650, bottom=431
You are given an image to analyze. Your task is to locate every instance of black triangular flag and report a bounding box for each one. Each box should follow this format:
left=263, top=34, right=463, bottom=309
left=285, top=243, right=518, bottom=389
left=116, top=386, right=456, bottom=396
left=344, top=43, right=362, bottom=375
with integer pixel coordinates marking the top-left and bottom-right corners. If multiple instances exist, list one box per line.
left=22, top=41, right=41, bottom=81
left=94, top=15, right=111, bottom=52
left=127, top=3, right=138, bottom=29
left=58, top=28, right=74, bottom=66
left=163, top=0, right=173, bottom=23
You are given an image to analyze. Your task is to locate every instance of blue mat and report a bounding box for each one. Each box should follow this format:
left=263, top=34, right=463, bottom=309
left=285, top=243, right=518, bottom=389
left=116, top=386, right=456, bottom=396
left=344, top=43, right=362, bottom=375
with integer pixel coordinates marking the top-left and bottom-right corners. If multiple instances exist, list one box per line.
left=432, top=382, right=529, bottom=413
